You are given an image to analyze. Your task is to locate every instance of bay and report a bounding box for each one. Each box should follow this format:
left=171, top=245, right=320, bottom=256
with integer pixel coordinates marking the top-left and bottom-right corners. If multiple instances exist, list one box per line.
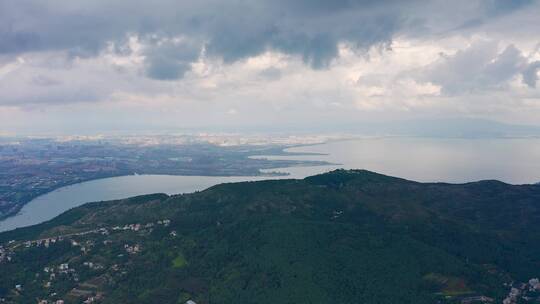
left=3, top=137, right=540, bottom=232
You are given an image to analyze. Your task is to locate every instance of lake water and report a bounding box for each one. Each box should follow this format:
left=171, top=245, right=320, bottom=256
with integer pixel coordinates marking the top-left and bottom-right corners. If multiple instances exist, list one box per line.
left=2, top=137, right=540, bottom=232
left=263, top=137, right=540, bottom=184
left=0, top=167, right=327, bottom=232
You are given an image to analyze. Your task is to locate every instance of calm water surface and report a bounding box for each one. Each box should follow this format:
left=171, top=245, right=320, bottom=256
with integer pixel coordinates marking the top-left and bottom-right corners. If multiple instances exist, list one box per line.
left=264, top=137, right=540, bottom=184
left=2, top=137, right=540, bottom=232
left=0, top=169, right=319, bottom=232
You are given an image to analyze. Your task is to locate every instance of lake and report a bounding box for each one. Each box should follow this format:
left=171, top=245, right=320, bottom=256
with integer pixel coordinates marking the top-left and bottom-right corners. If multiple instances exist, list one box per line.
left=2, top=137, right=540, bottom=232
left=0, top=167, right=327, bottom=232
left=263, top=137, right=540, bottom=184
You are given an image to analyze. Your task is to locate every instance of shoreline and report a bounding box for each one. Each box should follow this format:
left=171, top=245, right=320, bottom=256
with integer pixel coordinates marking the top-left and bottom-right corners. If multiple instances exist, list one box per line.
left=0, top=171, right=128, bottom=222
left=0, top=144, right=333, bottom=224
left=0, top=170, right=334, bottom=233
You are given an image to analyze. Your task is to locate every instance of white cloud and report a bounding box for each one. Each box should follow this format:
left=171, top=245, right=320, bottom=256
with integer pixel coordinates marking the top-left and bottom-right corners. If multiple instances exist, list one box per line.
left=1, top=1, right=540, bottom=132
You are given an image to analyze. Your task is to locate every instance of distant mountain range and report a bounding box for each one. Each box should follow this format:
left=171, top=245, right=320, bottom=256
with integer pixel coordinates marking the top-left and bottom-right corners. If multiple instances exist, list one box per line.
left=239, top=118, right=540, bottom=138
left=1, top=170, right=539, bottom=303
left=351, top=118, right=540, bottom=138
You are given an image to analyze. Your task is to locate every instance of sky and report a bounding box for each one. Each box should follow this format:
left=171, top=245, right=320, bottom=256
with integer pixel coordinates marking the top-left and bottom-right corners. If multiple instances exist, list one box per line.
left=1, top=0, right=540, bottom=135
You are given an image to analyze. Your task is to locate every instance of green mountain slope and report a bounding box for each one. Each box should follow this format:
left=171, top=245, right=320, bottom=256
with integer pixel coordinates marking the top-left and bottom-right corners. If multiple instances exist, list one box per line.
left=1, top=169, right=539, bottom=304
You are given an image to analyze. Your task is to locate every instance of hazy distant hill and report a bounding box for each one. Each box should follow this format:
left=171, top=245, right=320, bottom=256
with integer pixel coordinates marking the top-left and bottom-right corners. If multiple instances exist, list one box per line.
left=1, top=170, right=540, bottom=303
left=254, top=118, right=540, bottom=138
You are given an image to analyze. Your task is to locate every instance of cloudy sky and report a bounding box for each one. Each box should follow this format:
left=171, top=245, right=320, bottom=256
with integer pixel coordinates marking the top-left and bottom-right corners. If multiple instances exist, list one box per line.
left=1, top=0, right=540, bottom=134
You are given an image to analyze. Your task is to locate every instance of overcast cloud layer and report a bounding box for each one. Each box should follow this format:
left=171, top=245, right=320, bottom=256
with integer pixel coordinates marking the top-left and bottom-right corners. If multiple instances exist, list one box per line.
left=1, top=0, right=540, bottom=134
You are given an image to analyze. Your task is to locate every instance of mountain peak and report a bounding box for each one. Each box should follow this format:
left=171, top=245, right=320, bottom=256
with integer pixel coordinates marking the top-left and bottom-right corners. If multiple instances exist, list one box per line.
left=304, top=169, right=407, bottom=187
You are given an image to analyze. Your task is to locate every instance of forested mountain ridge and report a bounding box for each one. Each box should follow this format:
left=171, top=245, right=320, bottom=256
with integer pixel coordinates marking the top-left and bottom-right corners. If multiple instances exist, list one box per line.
left=1, top=169, right=540, bottom=304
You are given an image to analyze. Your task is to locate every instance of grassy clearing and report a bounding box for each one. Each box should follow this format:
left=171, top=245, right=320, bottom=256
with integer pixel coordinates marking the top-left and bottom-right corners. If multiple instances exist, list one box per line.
left=424, top=273, right=473, bottom=297
left=172, top=253, right=187, bottom=268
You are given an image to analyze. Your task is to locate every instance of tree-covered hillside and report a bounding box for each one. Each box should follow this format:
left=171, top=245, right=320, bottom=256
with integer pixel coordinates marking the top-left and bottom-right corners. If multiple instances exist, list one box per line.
left=1, top=170, right=539, bottom=304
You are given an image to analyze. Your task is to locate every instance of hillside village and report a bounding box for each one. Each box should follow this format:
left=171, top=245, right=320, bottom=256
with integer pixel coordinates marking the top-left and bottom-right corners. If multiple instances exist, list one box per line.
left=0, top=219, right=192, bottom=303
left=2, top=215, right=540, bottom=304
left=1, top=170, right=540, bottom=303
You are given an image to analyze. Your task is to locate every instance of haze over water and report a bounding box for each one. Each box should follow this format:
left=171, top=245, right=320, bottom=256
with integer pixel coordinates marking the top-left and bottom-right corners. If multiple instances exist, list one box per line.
left=2, top=137, right=540, bottom=232
left=266, top=137, right=540, bottom=185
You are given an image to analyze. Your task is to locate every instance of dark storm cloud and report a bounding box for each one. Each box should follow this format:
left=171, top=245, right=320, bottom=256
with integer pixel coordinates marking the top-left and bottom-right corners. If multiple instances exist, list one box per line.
left=485, top=0, right=534, bottom=15
left=446, top=0, right=534, bottom=33
left=143, top=40, right=201, bottom=80
left=0, top=0, right=535, bottom=80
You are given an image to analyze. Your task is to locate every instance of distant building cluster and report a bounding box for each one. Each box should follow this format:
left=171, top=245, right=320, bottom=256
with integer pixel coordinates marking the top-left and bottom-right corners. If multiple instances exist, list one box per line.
left=503, top=278, right=540, bottom=304
left=0, top=135, right=330, bottom=221
left=0, top=217, right=176, bottom=303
